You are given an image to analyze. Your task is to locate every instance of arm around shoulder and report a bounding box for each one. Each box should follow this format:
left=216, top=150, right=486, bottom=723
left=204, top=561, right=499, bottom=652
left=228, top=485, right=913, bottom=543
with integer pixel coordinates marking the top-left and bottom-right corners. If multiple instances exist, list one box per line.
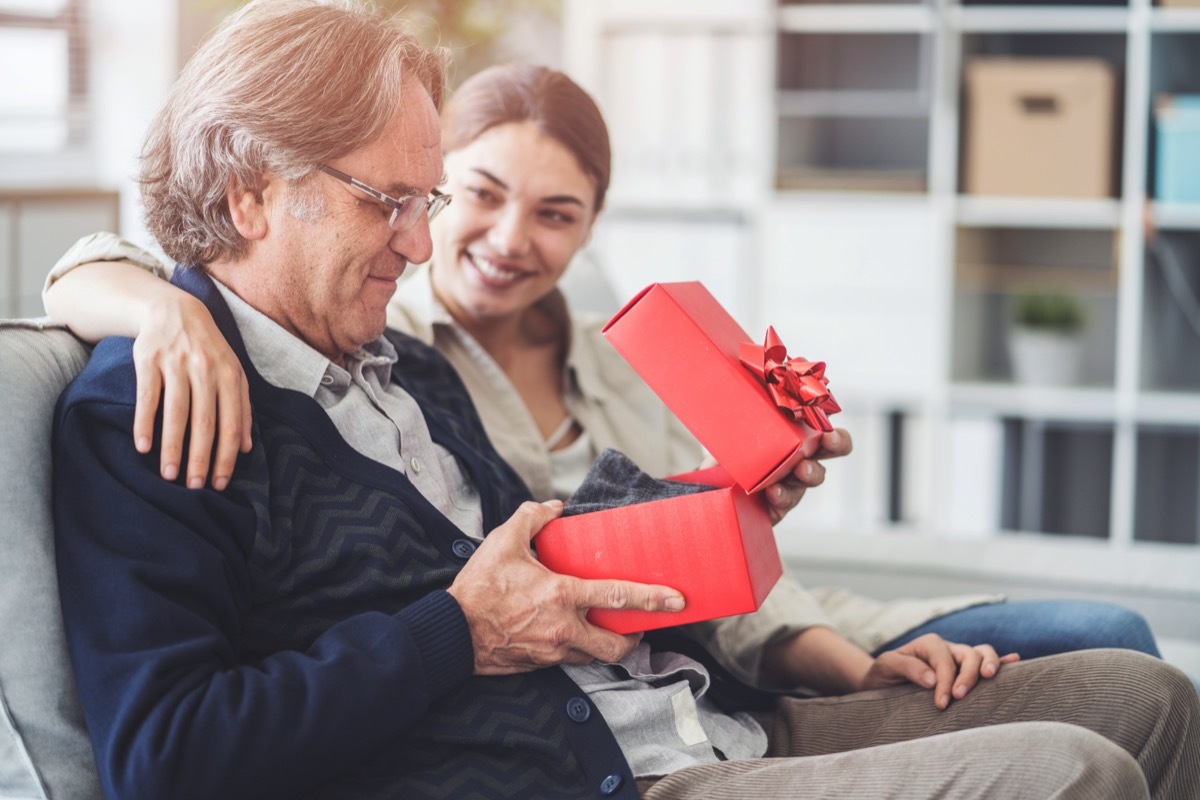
left=42, top=232, right=173, bottom=342
left=45, top=232, right=252, bottom=490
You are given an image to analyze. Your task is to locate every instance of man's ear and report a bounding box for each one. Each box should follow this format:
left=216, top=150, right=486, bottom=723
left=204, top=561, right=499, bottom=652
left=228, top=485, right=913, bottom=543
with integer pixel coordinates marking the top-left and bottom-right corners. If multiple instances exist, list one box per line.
left=227, top=175, right=271, bottom=241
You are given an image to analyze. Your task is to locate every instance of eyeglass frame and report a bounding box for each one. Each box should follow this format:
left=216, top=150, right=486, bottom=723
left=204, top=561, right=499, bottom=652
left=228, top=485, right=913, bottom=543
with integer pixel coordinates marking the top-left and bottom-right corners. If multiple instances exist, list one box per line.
left=316, top=164, right=451, bottom=231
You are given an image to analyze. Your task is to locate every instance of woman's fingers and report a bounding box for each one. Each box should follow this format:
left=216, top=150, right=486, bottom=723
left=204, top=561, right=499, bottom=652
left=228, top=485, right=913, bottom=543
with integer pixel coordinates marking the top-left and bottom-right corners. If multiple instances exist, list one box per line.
left=949, top=643, right=985, bottom=700
left=130, top=295, right=251, bottom=490
left=184, top=355, right=218, bottom=489
left=210, top=366, right=251, bottom=491
left=132, top=356, right=163, bottom=456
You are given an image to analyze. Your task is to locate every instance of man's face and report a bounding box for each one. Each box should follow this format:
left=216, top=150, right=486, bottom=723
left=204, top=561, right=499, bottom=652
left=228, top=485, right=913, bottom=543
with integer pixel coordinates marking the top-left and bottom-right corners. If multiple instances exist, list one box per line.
left=243, top=80, right=443, bottom=363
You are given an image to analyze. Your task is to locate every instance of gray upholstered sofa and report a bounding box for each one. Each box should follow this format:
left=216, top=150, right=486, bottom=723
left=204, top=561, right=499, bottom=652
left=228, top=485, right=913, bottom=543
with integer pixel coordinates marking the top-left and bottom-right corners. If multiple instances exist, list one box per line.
left=0, top=321, right=102, bottom=799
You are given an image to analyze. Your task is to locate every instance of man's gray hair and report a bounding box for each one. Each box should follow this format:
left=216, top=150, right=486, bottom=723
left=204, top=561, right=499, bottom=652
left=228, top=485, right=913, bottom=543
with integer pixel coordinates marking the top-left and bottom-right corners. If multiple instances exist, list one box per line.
left=140, top=0, right=448, bottom=266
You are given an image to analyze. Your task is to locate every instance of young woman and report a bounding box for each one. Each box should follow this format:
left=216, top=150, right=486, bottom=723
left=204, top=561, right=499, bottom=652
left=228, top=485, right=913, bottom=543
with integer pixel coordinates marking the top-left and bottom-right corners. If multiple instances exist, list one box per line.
left=44, top=63, right=1167, bottom=692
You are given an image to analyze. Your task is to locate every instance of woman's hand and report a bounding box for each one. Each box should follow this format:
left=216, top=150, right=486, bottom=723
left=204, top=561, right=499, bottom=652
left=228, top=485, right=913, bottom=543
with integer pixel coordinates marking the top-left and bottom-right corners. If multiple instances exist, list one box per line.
left=863, top=633, right=1021, bottom=709
left=132, top=293, right=251, bottom=490
left=764, top=427, right=852, bottom=523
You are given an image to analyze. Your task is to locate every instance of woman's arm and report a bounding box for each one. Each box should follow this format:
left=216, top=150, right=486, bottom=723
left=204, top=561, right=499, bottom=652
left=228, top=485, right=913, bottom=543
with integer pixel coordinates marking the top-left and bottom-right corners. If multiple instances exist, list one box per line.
left=44, top=256, right=251, bottom=490
left=45, top=259, right=177, bottom=341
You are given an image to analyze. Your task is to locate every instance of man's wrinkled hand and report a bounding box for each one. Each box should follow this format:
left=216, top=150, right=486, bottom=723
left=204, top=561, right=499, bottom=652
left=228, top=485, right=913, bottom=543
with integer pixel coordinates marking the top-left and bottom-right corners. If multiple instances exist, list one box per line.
left=447, top=500, right=686, bottom=675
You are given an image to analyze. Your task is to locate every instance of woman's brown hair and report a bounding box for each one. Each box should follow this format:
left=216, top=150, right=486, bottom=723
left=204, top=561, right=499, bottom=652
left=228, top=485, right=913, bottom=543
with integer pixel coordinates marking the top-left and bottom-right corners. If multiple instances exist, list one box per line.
left=441, top=63, right=611, bottom=211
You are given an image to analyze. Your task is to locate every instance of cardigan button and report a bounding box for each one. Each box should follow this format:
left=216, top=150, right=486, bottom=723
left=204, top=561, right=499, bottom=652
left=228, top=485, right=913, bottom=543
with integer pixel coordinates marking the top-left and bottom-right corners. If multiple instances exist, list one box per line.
left=600, top=773, right=623, bottom=796
left=565, top=696, right=591, bottom=723
left=451, top=539, right=476, bottom=560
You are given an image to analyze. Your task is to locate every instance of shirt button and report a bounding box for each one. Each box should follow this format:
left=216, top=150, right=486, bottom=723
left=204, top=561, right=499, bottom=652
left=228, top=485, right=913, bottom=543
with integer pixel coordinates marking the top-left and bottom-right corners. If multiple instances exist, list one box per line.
left=451, top=539, right=476, bottom=560
left=599, top=774, right=623, bottom=796
left=565, top=696, right=591, bottom=723
left=320, top=374, right=334, bottom=386
left=409, top=456, right=422, bottom=474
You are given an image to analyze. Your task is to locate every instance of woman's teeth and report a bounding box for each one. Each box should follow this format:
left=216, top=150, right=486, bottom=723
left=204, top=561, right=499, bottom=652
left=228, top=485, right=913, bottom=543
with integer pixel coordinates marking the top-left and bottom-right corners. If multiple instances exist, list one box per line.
left=473, top=256, right=521, bottom=284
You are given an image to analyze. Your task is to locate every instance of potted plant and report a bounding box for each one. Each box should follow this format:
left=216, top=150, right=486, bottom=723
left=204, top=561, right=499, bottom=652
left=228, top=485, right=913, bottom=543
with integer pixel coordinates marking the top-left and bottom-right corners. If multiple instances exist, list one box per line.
left=1008, top=290, right=1087, bottom=386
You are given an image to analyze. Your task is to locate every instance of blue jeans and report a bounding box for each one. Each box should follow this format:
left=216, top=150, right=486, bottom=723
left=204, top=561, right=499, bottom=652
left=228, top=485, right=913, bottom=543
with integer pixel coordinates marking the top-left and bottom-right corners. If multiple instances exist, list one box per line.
left=873, top=600, right=1161, bottom=660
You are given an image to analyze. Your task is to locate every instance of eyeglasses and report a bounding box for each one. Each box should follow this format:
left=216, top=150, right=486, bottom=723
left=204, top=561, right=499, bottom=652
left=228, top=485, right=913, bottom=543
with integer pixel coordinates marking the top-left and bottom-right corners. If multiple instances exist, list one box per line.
left=317, top=164, right=451, bottom=231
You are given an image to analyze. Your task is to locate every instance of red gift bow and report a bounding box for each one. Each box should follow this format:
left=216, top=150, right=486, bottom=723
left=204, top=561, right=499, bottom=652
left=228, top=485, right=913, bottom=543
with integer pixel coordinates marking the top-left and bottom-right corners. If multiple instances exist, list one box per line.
left=738, top=327, right=841, bottom=432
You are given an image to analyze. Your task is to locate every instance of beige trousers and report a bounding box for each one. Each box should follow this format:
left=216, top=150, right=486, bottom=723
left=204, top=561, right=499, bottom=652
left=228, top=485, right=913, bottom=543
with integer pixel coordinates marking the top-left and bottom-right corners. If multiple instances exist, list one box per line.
left=640, top=649, right=1198, bottom=799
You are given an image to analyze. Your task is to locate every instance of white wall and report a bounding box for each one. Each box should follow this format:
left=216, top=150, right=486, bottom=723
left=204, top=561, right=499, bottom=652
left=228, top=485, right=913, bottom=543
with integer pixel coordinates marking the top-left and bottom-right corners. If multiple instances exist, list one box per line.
left=91, top=0, right=177, bottom=247
left=0, top=1, right=178, bottom=242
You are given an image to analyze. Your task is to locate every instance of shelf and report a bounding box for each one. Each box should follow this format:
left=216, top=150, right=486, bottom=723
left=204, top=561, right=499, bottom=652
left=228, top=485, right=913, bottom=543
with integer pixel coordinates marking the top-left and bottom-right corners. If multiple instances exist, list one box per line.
left=1150, top=8, right=1200, bottom=32
left=776, top=167, right=926, bottom=192
left=951, top=7, right=1130, bottom=33
left=777, top=89, right=930, bottom=117
left=1151, top=202, right=1200, bottom=230
left=956, top=196, right=1123, bottom=229
left=1136, top=391, right=1200, bottom=425
left=778, top=5, right=936, bottom=33
left=950, top=382, right=1120, bottom=421
left=948, top=384, right=1200, bottom=425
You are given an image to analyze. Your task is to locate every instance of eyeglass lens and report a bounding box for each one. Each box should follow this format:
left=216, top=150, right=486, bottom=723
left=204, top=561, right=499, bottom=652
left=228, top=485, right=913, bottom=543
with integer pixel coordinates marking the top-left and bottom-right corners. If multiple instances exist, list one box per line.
left=388, top=192, right=450, bottom=231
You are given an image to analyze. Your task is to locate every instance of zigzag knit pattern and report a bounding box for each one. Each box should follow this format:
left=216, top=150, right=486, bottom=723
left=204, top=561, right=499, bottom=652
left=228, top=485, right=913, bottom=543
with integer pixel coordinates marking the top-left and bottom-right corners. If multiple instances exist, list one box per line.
left=225, top=330, right=614, bottom=797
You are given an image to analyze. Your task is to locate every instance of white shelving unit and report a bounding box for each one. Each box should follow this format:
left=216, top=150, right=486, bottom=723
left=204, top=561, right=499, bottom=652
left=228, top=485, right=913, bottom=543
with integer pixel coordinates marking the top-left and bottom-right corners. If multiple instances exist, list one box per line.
left=562, top=0, right=1200, bottom=650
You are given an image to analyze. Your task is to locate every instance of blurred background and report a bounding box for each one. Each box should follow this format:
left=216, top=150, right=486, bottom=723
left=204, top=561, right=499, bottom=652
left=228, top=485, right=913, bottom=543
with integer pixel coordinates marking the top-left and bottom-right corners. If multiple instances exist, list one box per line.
left=1, top=0, right=1197, bottom=673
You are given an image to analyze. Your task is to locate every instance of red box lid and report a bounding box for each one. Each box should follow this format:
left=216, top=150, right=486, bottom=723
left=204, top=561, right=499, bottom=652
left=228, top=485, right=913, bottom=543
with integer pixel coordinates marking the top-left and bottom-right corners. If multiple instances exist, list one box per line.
left=603, top=282, right=826, bottom=493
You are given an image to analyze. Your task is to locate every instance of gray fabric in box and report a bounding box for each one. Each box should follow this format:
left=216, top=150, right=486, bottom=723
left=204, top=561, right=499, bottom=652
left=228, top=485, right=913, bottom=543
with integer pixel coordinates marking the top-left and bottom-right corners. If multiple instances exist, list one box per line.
left=0, top=321, right=100, bottom=799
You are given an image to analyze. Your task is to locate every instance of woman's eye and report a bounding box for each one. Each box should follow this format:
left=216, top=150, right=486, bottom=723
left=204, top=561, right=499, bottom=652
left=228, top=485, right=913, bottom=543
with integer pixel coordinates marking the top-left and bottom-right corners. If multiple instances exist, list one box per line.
left=466, top=185, right=499, bottom=204
left=541, top=209, right=575, bottom=226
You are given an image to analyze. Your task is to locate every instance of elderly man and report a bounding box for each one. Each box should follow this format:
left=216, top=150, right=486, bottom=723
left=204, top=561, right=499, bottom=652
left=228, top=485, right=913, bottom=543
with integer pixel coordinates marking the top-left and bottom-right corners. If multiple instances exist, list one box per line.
left=52, top=1, right=1199, bottom=798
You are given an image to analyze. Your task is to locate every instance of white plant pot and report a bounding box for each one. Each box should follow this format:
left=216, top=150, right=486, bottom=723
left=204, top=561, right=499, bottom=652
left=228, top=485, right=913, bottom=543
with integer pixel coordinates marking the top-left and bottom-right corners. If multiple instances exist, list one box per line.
left=1008, top=329, right=1084, bottom=387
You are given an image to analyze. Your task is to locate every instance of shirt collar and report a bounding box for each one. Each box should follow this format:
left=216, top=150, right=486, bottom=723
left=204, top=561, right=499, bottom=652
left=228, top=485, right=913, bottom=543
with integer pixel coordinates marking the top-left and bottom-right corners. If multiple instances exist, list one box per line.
left=210, top=277, right=398, bottom=399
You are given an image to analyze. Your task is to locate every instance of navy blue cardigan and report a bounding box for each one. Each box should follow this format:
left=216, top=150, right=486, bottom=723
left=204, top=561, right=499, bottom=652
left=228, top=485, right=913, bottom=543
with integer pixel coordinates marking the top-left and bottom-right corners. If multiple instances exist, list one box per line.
left=52, top=268, right=640, bottom=799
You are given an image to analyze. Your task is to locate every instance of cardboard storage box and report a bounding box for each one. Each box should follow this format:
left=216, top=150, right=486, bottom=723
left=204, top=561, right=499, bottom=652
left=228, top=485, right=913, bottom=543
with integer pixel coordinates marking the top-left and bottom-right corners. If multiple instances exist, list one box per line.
left=602, top=282, right=835, bottom=494
left=963, top=58, right=1117, bottom=198
left=535, top=466, right=780, bottom=634
left=1155, top=95, right=1200, bottom=204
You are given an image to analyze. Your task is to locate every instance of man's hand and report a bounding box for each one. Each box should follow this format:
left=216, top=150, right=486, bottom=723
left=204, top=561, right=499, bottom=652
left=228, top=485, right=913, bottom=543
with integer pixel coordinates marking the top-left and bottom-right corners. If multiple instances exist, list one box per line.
left=764, top=427, right=852, bottom=523
left=447, top=500, right=686, bottom=675
left=863, top=633, right=1021, bottom=709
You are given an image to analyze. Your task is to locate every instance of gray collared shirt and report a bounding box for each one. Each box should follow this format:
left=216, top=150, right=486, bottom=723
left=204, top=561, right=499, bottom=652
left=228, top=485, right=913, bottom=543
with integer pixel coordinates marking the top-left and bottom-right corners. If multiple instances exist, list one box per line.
left=211, top=279, right=482, bottom=536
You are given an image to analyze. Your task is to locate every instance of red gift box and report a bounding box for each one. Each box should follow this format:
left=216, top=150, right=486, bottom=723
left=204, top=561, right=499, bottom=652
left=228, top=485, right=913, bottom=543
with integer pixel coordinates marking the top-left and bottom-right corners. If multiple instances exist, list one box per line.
left=535, top=466, right=781, bottom=634
left=602, top=281, right=839, bottom=493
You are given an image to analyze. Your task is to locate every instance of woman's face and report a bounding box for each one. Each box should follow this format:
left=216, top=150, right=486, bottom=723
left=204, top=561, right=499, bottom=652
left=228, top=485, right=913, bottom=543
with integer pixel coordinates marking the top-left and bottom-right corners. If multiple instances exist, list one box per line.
left=431, top=120, right=600, bottom=327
